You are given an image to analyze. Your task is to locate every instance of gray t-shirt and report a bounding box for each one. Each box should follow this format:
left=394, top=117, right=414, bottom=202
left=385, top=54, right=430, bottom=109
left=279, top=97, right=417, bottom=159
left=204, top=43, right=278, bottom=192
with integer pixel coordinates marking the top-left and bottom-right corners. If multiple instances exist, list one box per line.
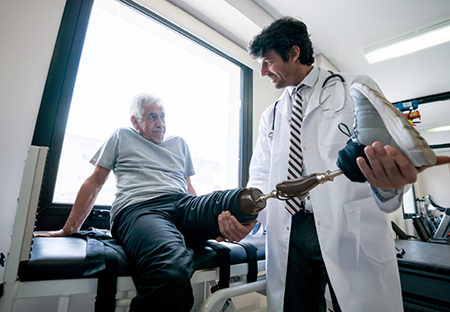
left=90, top=127, right=195, bottom=224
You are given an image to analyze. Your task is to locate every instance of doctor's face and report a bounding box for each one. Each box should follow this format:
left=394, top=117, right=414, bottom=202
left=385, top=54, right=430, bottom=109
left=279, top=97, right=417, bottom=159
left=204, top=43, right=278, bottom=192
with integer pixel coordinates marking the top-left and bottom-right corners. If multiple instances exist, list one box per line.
left=132, top=103, right=166, bottom=144
left=258, top=49, right=299, bottom=89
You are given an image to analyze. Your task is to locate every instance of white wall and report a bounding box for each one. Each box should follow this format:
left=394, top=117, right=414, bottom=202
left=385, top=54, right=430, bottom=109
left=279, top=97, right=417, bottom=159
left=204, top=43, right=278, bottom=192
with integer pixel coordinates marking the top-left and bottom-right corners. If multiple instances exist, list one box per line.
left=0, top=0, right=67, bottom=281
left=415, top=150, right=450, bottom=206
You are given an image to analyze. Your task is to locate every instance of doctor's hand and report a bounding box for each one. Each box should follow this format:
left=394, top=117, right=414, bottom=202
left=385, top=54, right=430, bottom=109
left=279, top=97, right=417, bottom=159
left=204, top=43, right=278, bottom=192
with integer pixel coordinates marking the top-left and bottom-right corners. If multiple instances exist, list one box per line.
left=216, top=211, right=257, bottom=242
left=357, top=142, right=450, bottom=190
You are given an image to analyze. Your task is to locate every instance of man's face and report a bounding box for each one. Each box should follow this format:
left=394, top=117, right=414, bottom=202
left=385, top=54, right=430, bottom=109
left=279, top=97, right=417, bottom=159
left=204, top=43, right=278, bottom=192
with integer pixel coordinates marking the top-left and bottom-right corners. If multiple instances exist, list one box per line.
left=258, top=49, right=299, bottom=89
left=133, top=103, right=166, bottom=144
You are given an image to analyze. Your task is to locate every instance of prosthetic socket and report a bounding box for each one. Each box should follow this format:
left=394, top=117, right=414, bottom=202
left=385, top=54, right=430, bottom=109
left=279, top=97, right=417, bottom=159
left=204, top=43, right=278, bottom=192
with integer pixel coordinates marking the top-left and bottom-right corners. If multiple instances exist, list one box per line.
left=238, top=140, right=369, bottom=215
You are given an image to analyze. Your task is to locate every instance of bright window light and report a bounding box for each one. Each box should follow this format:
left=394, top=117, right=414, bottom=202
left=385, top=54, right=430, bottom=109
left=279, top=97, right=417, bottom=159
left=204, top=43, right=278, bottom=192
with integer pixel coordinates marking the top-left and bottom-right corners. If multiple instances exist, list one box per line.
left=53, top=0, right=243, bottom=204
left=364, top=20, right=450, bottom=64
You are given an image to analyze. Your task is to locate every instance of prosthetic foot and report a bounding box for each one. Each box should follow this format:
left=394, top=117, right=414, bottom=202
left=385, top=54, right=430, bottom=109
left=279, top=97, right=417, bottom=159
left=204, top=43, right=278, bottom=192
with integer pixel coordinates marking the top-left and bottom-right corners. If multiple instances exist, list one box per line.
left=337, top=82, right=436, bottom=182
left=349, top=83, right=436, bottom=167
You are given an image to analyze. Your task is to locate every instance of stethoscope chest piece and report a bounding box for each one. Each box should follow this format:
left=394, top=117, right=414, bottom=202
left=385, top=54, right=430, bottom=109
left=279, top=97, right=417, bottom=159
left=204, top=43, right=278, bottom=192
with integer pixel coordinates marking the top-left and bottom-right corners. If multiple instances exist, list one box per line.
left=268, top=100, right=279, bottom=140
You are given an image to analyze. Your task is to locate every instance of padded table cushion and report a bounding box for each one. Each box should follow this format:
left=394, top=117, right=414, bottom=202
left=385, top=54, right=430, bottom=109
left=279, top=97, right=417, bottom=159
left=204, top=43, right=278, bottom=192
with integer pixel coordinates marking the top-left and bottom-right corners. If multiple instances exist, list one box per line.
left=395, top=239, right=450, bottom=276
left=18, top=235, right=265, bottom=281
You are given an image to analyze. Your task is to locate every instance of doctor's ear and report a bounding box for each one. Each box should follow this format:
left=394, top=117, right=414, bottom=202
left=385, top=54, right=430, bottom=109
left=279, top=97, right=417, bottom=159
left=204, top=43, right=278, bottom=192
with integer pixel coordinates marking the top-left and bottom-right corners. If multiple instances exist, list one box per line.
left=288, top=46, right=301, bottom=62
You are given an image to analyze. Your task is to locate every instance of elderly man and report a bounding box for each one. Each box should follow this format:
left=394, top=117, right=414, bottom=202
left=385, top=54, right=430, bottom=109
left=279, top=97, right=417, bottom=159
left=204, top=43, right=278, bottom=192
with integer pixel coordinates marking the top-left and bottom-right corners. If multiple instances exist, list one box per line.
left=37, top=93, right=260, bottom=312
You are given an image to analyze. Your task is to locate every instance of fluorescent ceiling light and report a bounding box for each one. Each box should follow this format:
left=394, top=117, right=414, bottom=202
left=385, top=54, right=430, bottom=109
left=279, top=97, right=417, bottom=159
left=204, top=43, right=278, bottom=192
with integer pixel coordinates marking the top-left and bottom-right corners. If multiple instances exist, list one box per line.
left=425, top=125, right=450, bottom=133
left=364, top=20, right=450, bottom=64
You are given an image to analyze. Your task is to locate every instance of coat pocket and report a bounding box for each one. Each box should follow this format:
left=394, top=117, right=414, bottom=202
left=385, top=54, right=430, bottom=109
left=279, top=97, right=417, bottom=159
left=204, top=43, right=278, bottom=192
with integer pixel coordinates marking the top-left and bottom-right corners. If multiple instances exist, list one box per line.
left=315, top=111, right=353, bottom=161
left=344, top=197, right=395, bottom=263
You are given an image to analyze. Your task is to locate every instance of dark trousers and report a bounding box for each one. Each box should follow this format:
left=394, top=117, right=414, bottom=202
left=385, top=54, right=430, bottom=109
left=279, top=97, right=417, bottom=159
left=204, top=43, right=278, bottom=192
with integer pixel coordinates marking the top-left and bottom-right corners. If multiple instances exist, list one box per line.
left=284, top=211, right=342, bottom=312
left=111, top=188, right=255, bottom=312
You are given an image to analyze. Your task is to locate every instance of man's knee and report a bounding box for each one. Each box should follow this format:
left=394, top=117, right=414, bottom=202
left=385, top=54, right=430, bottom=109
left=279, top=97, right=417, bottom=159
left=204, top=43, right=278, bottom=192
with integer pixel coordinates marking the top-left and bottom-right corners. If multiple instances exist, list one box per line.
left=138, top=248, right=194, bottom=286
left=164, top=266, right=192, bottom=290
left=130, top=266, right=194, bottom=312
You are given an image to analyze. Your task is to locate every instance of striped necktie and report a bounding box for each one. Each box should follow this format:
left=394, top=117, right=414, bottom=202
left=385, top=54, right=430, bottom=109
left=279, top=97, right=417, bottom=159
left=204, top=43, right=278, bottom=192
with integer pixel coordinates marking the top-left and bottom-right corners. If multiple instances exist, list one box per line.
left=285, top=84, right=306, bottom=215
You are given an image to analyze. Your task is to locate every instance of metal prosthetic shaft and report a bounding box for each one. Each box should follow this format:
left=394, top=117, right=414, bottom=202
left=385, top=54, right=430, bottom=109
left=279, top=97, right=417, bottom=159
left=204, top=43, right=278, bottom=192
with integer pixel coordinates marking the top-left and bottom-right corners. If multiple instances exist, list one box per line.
left=238, top=169, right=344, bottom=216
left=255, top=169, right=344, bottom=205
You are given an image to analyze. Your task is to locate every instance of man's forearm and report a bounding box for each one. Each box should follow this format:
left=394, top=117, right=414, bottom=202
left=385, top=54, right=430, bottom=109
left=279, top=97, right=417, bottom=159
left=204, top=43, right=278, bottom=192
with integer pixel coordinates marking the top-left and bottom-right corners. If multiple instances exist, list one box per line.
left=62, top=179, right=104, bottom=234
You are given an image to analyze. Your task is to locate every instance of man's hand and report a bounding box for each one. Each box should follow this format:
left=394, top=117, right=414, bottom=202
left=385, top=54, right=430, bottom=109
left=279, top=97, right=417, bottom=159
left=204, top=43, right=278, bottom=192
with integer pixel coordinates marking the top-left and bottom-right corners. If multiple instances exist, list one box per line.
left=357, top=142, right=450, bottom=189
left=216, top=211, right=257, bottom=242
left=34, top=228, right=72, bottom=238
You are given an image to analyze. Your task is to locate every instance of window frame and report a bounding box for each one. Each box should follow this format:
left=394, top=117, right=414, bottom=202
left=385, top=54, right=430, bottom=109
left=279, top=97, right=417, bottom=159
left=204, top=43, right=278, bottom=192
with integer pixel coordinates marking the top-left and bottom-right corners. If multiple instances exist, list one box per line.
left=32, top=0, right=253, bottom=231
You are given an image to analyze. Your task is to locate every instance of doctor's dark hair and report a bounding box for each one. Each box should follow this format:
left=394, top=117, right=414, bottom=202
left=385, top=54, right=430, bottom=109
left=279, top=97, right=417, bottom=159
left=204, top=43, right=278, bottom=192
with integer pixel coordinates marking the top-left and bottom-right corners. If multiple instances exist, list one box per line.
left=129, top=93, right=165, bottom=123
left=248, top=17, right=315, bottom=65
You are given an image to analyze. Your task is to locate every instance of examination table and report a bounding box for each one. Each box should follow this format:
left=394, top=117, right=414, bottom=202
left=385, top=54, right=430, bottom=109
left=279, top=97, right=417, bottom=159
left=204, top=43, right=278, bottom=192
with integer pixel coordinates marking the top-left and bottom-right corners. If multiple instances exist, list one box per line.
left=0, top=146, right=266, bottom=312
left=396, top=239, right=450, bottom=311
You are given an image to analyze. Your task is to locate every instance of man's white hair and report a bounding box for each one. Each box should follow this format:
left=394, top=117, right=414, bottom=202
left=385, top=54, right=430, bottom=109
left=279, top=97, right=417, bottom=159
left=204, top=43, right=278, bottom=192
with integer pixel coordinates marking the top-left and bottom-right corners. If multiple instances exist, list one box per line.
left=129, top=93, right=165, bottom=123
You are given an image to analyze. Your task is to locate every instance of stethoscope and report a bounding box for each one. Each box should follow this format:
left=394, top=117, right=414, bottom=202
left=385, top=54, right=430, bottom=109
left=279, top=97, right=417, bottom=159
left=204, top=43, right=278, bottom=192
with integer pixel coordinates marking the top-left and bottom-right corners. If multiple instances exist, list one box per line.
left=318, top=73, right=347, bottom=113
left=268, top=72, right=347, bottom=140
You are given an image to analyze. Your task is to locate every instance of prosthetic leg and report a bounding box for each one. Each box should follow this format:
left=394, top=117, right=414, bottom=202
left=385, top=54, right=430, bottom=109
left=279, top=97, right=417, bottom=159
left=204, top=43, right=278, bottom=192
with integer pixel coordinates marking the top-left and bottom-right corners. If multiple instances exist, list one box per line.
left=237, top=170, right=344, bottom=216
left=254, top=169, right=344, bottom=207
left=239, top=82, right=437, bottom=214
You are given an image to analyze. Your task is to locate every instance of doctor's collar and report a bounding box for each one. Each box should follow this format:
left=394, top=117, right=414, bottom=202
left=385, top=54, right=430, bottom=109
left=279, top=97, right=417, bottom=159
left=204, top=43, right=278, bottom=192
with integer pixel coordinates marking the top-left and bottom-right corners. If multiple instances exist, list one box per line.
left=287, top=66, right=321, bottom=97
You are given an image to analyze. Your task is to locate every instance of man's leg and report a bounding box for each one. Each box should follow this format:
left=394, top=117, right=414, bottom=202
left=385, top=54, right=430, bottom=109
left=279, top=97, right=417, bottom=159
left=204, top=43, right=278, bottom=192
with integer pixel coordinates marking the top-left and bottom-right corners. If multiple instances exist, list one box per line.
left=283, top=211, right=341, bottom=312
left=112, top=198, right=195, bottom=312
left=173, top=188, right=257, bottom=242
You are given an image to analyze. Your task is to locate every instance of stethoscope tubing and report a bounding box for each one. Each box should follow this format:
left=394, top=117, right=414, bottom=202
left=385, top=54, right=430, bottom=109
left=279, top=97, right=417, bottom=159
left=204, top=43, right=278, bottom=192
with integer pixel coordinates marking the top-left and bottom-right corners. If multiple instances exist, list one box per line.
left=268, top=72, right=346, bottom=140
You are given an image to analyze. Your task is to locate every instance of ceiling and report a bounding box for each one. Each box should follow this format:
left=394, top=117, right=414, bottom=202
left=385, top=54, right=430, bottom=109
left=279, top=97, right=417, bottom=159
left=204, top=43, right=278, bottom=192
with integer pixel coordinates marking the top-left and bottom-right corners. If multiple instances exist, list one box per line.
left=167, top=0, right=450, bottom=143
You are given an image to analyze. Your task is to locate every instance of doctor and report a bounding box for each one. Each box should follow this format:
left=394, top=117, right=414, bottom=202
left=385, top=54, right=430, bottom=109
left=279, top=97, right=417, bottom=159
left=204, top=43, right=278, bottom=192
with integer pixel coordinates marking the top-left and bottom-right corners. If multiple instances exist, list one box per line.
left=245, top=17, right=449, bottom=312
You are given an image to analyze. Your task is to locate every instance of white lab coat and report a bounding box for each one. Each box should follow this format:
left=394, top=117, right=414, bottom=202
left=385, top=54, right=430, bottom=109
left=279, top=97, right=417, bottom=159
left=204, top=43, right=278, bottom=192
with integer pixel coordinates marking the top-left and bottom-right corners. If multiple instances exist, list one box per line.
left=248, top=67, right=403, bottom=312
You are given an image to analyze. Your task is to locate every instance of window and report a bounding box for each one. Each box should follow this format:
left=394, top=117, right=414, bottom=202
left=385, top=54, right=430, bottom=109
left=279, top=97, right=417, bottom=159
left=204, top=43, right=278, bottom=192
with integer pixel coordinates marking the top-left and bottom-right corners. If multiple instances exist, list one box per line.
left=32, top=0, right=253, bottom=230
left=402, top=184, right=417, bottom=218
